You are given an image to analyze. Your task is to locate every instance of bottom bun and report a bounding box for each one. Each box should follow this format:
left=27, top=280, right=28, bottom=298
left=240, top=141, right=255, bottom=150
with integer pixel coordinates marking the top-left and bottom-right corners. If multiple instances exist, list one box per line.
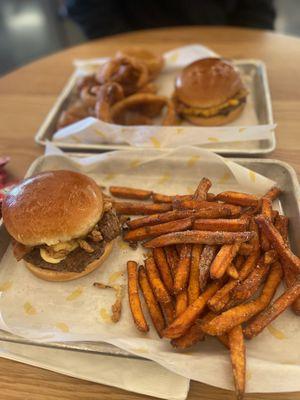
left=184, top=103, right=245, bottom=127
left=25, top=241, right=114, bottom=282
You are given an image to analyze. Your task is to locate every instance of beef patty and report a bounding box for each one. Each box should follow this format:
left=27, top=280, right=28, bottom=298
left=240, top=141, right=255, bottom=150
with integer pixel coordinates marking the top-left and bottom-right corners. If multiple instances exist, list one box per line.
left=23, top=210, right=120, bottom=273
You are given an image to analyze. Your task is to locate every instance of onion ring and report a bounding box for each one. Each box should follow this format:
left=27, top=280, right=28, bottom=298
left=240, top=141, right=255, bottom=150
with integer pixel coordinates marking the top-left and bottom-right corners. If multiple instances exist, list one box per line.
left=136, top=82, right=157, bottom=94
left=116, top=48, right=164, bottom=79
left=110, top=93, right=177, bottom=126
left=76, top=74, right=98, bottom=92
left=57, top=101, right=89, bottom=129
left=94, top=82, right=124, bottom=123
left=80, top=85, right=101, bottom=108
left=96, top=56, right=149, bottom=95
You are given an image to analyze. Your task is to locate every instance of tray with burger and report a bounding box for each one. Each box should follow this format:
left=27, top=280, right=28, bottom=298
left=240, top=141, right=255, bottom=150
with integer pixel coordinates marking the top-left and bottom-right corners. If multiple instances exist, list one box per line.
left=0, top=146, right=300, bottom=398
left=35, top=45, right=275, bottom=155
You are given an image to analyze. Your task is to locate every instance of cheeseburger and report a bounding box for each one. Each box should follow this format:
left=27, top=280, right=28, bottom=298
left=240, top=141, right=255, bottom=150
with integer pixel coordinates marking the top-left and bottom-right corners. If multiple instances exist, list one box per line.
left=2, top=170, right=120, bottom=282
left=174, top=58, right=247, bottom=126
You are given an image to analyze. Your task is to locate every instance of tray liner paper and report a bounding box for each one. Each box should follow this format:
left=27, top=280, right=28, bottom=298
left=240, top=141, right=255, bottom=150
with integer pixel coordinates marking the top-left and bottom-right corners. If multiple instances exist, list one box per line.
left=53, top=45, right=275, bottom=149
left=0, top=146, right=299, bottom=393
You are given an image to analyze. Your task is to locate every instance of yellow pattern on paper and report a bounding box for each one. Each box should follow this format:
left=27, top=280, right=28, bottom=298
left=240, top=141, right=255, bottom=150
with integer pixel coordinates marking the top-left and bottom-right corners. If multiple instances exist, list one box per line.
left=218, top=172, right=231, bottom=184
left=104, top=173, right=118, bottom=181
left=129, top=159, right=141, bottom=168
left=109, top=271, right=124, bottom=284
left=24, top=302, right=37, bottom=316
left=72, top=136, right=82, bottom=144
left=66, top=287, right=83, bottom=301
left=187, top=155, right=200, bottom=167
left=131, top=347, right=149, bottom=354
left=55, top=322, right=70, bottom=333
left=176, top=128, right=185, bottom=135
left=169, top=52, right=179, bottom=63
left=118, top=240, right=129, bottom=250
left=208, top=137, right=220, bottom=143
left=246, top=370, right=252, bottom=381
left=239, top=127, right=247, bottom=133
left=100, top=308, right=113, bottom=324
left=158, top=174, right=171, bottom=185
left=94, top=129, right=107, bottom=140
left=0, top=281, right=12, bottom=292
left=249, top=170, right=256, bottom=183
left=267, top=324, right=287, bottom=340
left=150, top=136, right=161, bottom=148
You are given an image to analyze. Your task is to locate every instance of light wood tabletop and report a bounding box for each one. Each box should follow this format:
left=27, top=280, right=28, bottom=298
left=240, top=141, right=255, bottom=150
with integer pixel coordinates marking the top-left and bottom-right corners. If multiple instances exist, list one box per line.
left=0, top=26, right=300, bottom=399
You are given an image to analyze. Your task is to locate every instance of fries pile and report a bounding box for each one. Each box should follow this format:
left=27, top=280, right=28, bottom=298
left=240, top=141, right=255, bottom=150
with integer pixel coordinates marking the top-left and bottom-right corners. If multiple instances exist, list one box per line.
left=109, top=181, right=300, bottom=399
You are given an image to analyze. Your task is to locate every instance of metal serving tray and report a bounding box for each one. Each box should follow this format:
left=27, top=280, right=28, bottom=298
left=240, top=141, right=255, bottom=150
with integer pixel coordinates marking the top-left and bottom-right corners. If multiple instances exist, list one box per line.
left=35, top=60, right=275, bottom=155
left=0, top=156, right=298, bottom=357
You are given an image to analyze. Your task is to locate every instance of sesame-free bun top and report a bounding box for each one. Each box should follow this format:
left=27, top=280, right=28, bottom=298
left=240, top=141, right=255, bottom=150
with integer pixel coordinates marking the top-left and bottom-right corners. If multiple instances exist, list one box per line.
left=2, top=170, right=103, bottom=246
left=175, top=58, right=244, bottom=108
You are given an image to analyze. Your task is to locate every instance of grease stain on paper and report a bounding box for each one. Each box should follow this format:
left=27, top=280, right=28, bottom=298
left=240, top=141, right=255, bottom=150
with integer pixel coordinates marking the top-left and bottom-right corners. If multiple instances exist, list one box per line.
left=129, top=159, right=141, bottom=169
left=208, top=137, right=220, bottom=143
left=0, top=281, right=13, bottom=292
left=131, top=347, right=149, bottom=354
left=118, top=241, right=129, bottom=250
left=94, top=129, right=107, bottom=139
left=176, top=128, right=185, bottom=135
left=249, top=170, right=256, bottom=183
left=246, top=370, right=252, bottom=381
left=169, top=52, right=179, bottom=63
left=267, top=324, right=287, bottom=340
left=218, top=172, right=231, bottom=184
left=104, top=173, right=118, bottom=182
left=158, top=174, right=171, bottom=185
left=55, top=322, right=70, bottom=333
left=72, top=136, right=82, bottom=144
left=109, top=271, right=124, bottom=284
left=66, top=287, right=83, bottom=301
left=186, top=186, right=195, bottom=194
left=239, top=127, right=246, bottom=133
left=24, top=302, right=37, bottom=316
left=150, top=136, right=161, bottom=148
left=100, top=308, right=113, bottom=324
left=187, top=155, right=200, bottom=167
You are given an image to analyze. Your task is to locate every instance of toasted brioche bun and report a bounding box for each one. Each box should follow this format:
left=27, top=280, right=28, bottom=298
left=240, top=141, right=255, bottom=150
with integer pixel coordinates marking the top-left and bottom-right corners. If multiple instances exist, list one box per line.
left=184, top=102, right=246, bottom=127
left=25, top=241, right=114, bottom=282
left=175, top=58, right=244, bottom=108
left=116, top=47, right=164, bottom=78
left=2, top=170, right=103, bottom=246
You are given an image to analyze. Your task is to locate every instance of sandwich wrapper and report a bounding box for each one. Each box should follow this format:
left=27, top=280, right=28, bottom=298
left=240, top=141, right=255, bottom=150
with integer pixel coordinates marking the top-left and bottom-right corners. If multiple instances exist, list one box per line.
left=52, top=45, right=275, bottom=149
left=0, top=145, right=299, bottom=394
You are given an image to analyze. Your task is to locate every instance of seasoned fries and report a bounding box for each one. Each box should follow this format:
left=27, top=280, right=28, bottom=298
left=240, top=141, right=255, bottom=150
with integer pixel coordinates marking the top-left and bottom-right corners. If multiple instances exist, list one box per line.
left=256, top=215, right=300, bottom=272
left=144, top=230, right=255, bottom=248
left=114, top=201, right=172, bottom=215
left=199, top=245, right=218, bottom=291
left=152, top=248, right=173, bottom=294
left=127, top=261, right=149, bottom=332
left=227, top=263, right=239, bottom=279
left=174, top=244, right=192, bottom=294
left=123, top=217, right=193, bottom=242
left=110, top=186, right=152, bottom=200
left=194, top=218, right=249, bottom=232
left=263, top=186, right=282, bottom=201
left=244, top=280, right=300, bottom=339
left=171, top=319, right=205, bottom=349
left=215, top=191, right=259, bottom=207
left=210, top=243, right=241, bottom=280
left=173, top=198, right=241, bottom=216
left=188, top=244, right=202, bottom=304
left=228, top=325, right=246, bottom=400
left=152, top=193, right=192, bottom=203
left=193, top=177, right=212, bottom=201
left=201, top=262, right=283, bottom=336
left=138, top=266, right=165, bottom=337
left=175, top=290, right=188, bottom=316
left=145, top=257, right=172, bottom=304
left=164, top=245, right=179, bottom=274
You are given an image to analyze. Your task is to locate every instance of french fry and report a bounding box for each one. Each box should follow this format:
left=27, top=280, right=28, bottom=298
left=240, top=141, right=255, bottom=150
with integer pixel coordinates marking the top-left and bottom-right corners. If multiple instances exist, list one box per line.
left=114, top=201, right=172, bottom=215
left=152, top=248, right=173, bottom=294
left=215, top=191, right=259, bottom=207
left=210, top=243, right=241, bottom=280
left=188, top=244, right=202, bottom=304
left=123, top=217, right=193, bottom=242
left=260, top=197, right=272, bottom=252
left=175, top=290, right=188, bottom=317
left=244, top=280, right=300, bottom=339
left=127, top=261, right=149, bottom=332
left=138, top=266, right=165, bottom=337
left=199, top=245, right=218, bottom=291
left=263, top=186, right=282, bottom=201
left=255, top=215, right=300, bottom=272
left=235, top=255, right=245, bottom=270
left=126, top=208, right=232, bottom=230
left=193, top=177, right=212, bottom=200
left=274, top=215, right=289, bottom=243
left=162, top=301, right=176, bottom=325
left=208, top=252, right=260, bottom=313
left=152, top=193, right=192, bottom=203
left=174, top=244, right=192, bottom=294
left=227, top=263, right=239, bottom=280
left=109, top=186, right=152, bottom=200
left=238, top=243, right=255, bottom=256
left=144, top=257, right=172, bottom=304
left=171, top=312, right=215, bottom=349
left=201, top=262, right=283, bottom=336
left=228, top=325, right=246, bottom=400
left=164, top=246, right=179, bottom=275
left=144, top=230, right=255, bottom=248
left=173, top=198, right=241, bottom=216
left=163, top=280, right=224, bottom=339
left=193, top=218, right=249, bottom=232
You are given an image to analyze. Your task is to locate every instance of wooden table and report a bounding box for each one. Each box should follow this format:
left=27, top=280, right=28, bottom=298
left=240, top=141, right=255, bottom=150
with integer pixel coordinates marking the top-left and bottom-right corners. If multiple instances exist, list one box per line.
left=0, top=26, right=299, bottom=399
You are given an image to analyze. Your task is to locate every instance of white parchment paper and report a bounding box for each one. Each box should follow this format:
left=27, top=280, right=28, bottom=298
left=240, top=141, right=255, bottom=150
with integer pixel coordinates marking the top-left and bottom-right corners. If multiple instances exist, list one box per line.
left=0, top=146, right=299, bottom=393
left=52, top=45, right=275, bottom=149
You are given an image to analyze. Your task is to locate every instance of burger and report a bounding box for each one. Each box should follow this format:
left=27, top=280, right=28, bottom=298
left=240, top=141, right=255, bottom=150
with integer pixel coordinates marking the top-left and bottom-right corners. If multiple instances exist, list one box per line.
left=174, top=58, right=247, bottom=126
left=2, top=170, right=120, bottom=282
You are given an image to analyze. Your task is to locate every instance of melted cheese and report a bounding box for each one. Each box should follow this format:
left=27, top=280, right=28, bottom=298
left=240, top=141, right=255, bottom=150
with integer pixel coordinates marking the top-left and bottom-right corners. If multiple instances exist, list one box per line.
left=40, top=240, right=79, bottom=264
left=40, top=248, right=64, bottom=264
